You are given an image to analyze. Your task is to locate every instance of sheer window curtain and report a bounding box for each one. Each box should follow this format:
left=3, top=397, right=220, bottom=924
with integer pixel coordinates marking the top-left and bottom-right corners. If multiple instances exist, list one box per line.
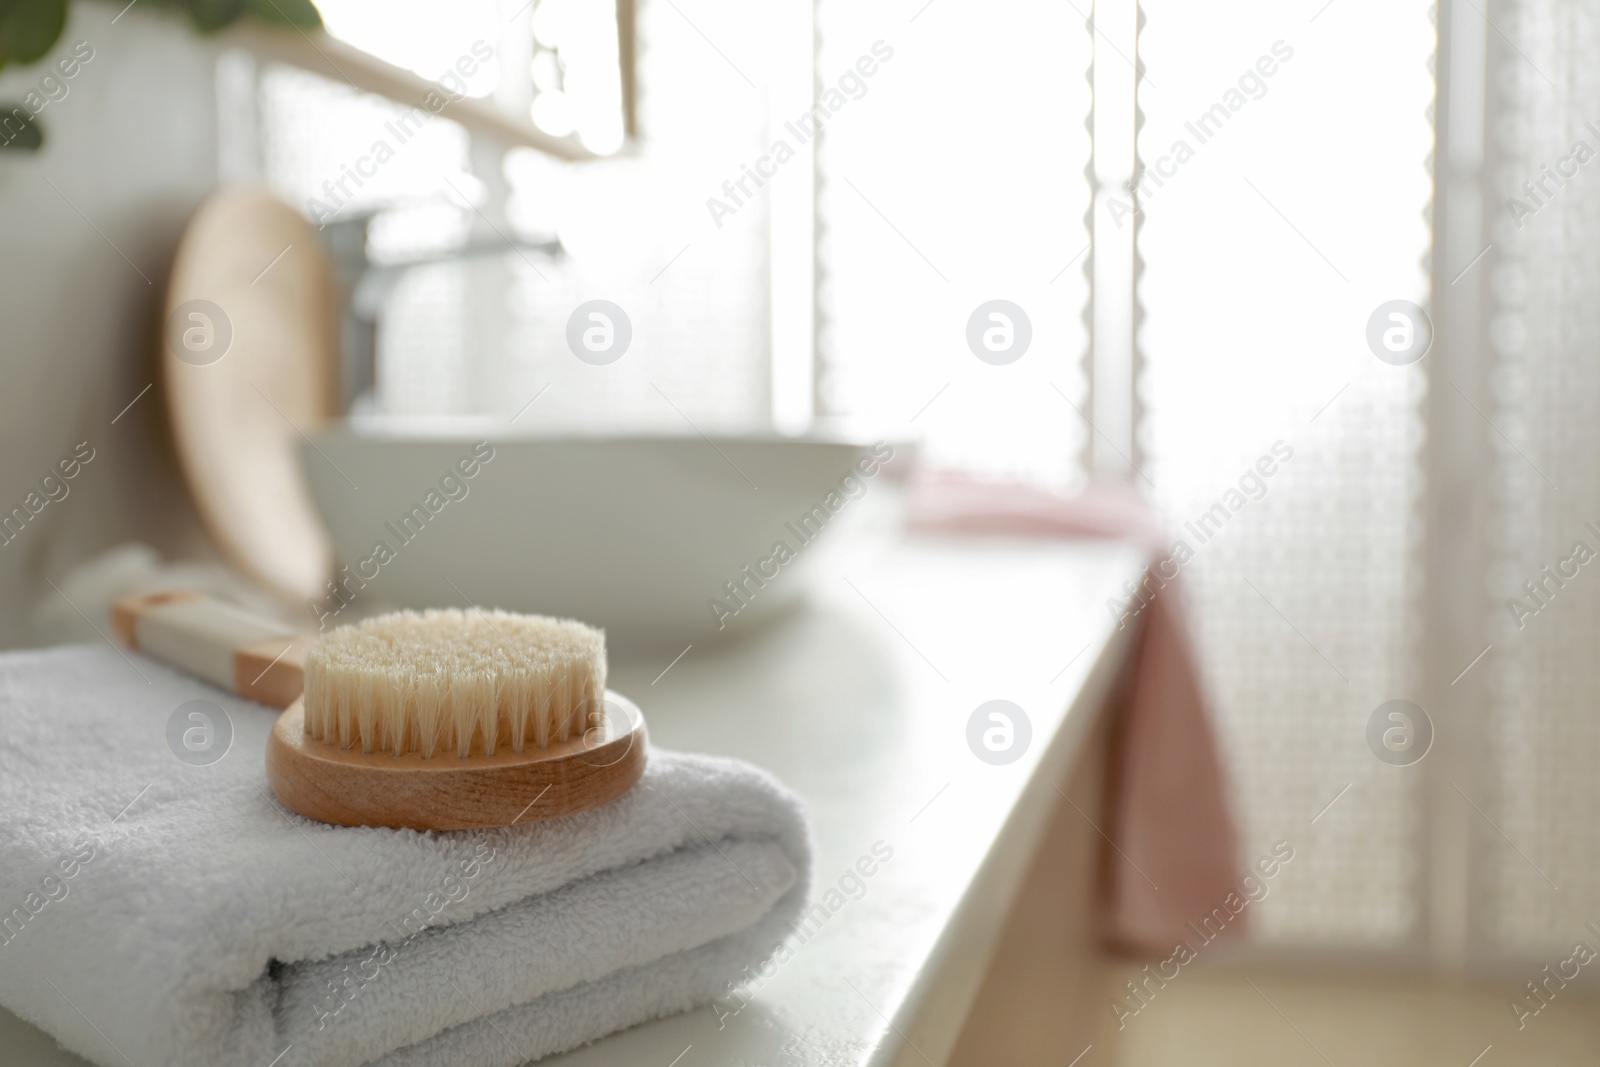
left=1133, top=0, right=1434, bottom=952
left=810, top=0, right=1443, bottom=954
left=1475, top=0, right=1600, bottom=962
left=813, top=0, right=1093, bottom=487
left=1123, top=0, right=1600, bottom=968
left=811, top=0, right=1594, bottom=966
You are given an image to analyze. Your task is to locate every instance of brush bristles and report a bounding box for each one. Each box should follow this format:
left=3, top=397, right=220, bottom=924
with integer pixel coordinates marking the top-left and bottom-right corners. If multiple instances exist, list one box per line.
left=302, top=609, right=607, bottom=759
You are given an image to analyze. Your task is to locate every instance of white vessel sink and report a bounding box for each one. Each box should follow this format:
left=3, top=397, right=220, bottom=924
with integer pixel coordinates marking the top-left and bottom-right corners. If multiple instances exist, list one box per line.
left=300, top=425, right=895, bottom=647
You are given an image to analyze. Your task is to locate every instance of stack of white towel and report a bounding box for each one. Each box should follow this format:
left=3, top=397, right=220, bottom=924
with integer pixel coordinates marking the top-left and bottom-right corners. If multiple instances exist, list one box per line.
left=0, top=645, right=811, bottom=1067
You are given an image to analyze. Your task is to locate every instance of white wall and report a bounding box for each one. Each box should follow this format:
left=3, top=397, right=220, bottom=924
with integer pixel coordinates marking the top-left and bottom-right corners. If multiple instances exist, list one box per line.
left=0, top=5, right=225, bottom=646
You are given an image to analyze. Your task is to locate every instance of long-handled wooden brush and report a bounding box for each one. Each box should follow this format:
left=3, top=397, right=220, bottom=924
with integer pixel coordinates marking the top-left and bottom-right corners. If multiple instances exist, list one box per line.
left=113, top=591, right=647, bottom=830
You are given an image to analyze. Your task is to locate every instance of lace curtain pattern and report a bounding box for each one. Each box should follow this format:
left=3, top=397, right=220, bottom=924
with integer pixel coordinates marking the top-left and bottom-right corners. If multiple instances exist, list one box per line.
left=1483, top=0, right=1600, bottom=956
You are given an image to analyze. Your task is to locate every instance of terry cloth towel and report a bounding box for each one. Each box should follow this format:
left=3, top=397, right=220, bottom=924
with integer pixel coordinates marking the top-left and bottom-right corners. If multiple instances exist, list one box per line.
left=0, top=645, right=811, bottom=1067
left=907, top=468, right=1243, bottom=956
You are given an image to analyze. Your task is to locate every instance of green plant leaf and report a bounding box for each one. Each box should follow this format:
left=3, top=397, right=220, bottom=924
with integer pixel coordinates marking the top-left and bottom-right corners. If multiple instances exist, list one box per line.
left=0, top=104, right=42, bottom=150
left=0, top=0, right=321, bottom=69
left=183, top=0, right=247, bottom=32
left=0, top=0, right=68, bottom=65
left=244, top=0, right=320, bottom=28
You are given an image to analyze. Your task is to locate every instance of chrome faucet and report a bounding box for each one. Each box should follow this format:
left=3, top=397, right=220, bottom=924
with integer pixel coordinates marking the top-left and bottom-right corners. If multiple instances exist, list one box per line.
left=321, top=209, right=563, bottom=413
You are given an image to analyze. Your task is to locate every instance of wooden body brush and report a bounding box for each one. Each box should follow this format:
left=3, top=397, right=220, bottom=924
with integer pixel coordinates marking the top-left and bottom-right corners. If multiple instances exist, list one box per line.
left=113, top=590, right=647, bottom=830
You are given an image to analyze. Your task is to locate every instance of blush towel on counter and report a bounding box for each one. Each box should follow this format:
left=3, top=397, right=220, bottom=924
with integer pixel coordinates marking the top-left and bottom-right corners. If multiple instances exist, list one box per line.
left=0, top=645, right=811, bottom=1067
left=908, top=468, right=1244, bottom=955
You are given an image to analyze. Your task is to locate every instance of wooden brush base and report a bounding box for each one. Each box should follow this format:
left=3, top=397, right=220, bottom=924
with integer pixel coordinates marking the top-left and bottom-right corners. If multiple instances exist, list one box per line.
left=265, top=691, right=647, bottom=830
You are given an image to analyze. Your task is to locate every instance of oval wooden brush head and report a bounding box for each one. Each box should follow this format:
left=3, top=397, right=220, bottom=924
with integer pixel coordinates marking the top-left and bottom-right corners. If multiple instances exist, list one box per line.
left=265, top=609, right=646, bottom=830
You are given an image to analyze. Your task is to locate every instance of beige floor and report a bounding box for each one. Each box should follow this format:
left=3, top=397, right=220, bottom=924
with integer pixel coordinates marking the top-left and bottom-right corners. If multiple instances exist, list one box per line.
left=1107, top=965, right=1600, bottom=1067
left=940, top=721, right=1600, bottom=1067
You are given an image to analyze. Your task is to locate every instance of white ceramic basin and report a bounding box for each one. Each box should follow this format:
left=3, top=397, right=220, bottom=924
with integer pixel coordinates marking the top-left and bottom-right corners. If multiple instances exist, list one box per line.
left=299, top=425, right=895, bottom=647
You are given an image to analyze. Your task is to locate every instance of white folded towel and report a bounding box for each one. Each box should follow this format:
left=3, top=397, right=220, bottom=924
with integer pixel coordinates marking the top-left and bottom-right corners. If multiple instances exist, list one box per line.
left=0, top=645, right=811, bottom=1067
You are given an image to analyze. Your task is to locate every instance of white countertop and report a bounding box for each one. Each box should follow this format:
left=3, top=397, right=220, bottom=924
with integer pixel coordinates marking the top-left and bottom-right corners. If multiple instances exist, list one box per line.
left=0, top=534, right=1143, bottom=1067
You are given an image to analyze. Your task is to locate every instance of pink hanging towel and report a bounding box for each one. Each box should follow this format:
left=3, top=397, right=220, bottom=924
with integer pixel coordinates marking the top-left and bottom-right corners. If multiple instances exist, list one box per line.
left=908, top=467, right=1245, bottom=956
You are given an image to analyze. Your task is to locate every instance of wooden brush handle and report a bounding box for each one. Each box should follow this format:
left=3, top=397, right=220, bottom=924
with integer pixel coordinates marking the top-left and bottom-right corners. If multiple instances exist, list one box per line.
left=114, top=590, right=651, bottom=830
left=110, top=589, right=310, bottom=708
